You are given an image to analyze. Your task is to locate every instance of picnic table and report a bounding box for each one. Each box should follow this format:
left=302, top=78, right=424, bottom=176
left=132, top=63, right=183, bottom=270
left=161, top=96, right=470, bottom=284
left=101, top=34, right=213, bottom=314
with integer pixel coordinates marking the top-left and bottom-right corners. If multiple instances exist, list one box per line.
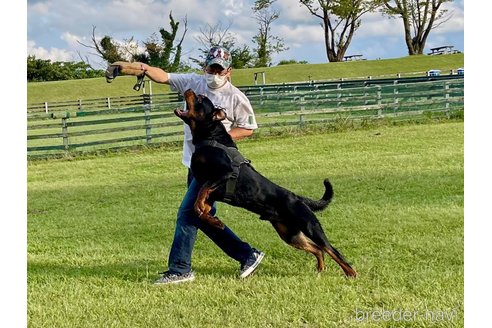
left=343, top=54, right=364, bottom=61
left=428, top=45, right=461, bottom=55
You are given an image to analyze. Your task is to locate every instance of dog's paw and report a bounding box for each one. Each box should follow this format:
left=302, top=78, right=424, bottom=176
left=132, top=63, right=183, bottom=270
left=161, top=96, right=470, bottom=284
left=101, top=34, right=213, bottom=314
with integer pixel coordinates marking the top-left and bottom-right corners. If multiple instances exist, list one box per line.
left=194, top=204, right=204, bottom=217
left=345, top=268, right=358, bottom=278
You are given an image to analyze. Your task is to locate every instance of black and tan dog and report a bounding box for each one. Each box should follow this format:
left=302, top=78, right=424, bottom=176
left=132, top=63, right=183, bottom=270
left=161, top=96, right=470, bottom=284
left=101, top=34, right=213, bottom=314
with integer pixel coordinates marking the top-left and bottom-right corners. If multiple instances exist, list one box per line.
left=174, top=89, right=357, bottom=277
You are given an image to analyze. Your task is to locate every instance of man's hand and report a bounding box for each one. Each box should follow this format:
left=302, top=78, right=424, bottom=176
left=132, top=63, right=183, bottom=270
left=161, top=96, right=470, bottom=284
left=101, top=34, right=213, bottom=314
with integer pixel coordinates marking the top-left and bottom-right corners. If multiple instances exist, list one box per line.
left=105, top=61, right=146, bottom=83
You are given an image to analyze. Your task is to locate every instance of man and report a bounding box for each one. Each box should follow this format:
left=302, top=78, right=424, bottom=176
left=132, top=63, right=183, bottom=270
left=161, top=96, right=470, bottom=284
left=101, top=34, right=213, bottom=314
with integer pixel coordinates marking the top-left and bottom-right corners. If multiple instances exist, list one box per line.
left=106, top=47, right=264, bottom=284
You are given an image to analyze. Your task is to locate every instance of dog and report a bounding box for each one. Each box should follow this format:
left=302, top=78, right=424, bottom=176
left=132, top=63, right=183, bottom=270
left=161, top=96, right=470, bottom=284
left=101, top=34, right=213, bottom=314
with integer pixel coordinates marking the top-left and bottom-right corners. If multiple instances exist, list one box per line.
left=174, top=89, right=357, bottom=277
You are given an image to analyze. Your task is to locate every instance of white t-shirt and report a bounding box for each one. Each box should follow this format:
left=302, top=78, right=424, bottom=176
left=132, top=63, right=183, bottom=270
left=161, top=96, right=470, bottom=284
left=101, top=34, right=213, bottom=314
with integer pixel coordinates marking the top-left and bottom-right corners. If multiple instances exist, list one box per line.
left=168, top=73, right=258, bottom=168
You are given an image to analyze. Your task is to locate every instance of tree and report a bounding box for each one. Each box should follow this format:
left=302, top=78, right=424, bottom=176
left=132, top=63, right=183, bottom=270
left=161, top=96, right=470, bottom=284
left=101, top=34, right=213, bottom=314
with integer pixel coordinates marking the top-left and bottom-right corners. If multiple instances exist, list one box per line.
left=230, top=45, right=255, bottom=69
left=191, top=21, right=254, bottom=69
left=277, top=59, right=308, bottom=65
left=79, top=12, right=187, bottom=72
left=299, top=0, right=384, bottom=62
left=27, top=55, right=50, bottom=81
left=140, top=12, right=188, bottom=72
left=78, top=26, right=125, bottom=64
left=252, top=0, right=288, bottom=67
left=27, top=55, right=104, bottom=82
left=382, top=0, right=453, bottom=55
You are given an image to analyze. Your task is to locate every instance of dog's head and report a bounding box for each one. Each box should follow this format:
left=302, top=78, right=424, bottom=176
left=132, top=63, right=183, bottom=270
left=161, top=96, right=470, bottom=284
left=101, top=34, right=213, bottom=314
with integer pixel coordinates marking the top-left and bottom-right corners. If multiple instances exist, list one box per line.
left=174, top=89, right=227, bottom=132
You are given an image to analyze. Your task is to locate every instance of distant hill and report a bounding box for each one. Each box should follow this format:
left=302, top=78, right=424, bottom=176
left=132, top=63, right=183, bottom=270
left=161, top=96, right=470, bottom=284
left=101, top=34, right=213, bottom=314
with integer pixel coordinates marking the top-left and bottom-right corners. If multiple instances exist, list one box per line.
left=27, top=54, right=464, bottom=104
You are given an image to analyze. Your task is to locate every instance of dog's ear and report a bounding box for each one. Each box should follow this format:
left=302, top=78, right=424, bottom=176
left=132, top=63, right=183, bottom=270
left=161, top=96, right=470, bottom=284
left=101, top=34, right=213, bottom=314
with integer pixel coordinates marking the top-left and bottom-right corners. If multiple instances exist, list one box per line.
left=213, top=107, right=227, bottom=121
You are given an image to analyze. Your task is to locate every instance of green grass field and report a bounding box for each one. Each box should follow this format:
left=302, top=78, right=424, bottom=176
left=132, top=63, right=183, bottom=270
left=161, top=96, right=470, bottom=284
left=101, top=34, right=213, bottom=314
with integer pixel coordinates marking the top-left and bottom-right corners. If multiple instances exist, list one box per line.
left=27, top=121, right=464, bottom=327
left=27, top=54, right=464, bottom=103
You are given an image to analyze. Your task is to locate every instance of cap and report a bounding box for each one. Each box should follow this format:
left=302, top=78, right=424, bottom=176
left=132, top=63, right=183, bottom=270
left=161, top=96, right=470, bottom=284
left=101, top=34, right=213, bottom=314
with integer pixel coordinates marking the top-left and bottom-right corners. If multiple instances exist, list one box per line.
left=205, top=46, right=232, bottom=69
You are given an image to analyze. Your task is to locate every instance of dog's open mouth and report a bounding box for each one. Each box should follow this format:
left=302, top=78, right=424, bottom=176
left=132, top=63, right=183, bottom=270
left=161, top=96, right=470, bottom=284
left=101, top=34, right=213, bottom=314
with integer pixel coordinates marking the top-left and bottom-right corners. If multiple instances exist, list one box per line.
left=174, top=107, right=189, bottom=118
left=174, top=89, right=199, bottom=119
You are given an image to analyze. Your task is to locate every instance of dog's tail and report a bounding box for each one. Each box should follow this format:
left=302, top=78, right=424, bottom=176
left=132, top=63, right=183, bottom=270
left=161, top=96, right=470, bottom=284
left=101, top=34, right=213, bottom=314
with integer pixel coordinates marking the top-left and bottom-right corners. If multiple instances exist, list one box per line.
left=302, top=179, right=333, bottom=212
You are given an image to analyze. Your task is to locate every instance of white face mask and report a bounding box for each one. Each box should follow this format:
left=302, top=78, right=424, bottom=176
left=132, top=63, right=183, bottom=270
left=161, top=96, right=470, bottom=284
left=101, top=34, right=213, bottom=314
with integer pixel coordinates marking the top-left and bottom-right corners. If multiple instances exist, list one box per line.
left=205, top=73, right=228, bottom=89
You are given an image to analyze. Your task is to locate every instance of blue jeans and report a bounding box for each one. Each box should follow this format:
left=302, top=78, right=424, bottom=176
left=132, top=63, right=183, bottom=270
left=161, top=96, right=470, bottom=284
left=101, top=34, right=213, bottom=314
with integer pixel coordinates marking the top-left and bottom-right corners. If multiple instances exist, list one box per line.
left=167, top=170, right=253, bottom=274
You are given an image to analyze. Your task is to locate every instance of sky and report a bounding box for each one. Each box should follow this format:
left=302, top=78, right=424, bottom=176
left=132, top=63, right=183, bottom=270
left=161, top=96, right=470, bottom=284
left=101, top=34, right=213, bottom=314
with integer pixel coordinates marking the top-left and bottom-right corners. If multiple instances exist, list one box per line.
left=27, top=0, right=464, bottom=69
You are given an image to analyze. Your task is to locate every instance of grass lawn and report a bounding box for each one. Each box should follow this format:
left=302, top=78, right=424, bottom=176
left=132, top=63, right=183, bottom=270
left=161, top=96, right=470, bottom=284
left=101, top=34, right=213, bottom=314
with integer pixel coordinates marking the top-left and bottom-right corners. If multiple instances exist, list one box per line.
left=27, top=121, right=464, bottom=327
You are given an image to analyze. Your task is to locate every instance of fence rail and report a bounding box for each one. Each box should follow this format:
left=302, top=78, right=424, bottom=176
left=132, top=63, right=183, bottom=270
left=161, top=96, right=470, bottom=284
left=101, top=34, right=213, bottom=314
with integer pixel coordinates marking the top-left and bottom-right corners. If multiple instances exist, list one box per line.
left=27, top=76, right=464, bottom=158
left=27, top=93, right=182, bottom=114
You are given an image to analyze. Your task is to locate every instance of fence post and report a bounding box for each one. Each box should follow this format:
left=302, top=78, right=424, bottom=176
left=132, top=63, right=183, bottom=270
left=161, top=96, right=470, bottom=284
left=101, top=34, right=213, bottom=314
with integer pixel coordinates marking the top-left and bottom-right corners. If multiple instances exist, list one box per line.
left=299, top=113, right=305, bottom=127
left=299, top=95, right=305, bottom=128
left=364, top=85, right=369, bottom=106
left=444, top=82, right=450, bottom=118
left=78, top=99, right=82, bottom=111
left=149, top=80, right=153, bottom=107
left=107, top=97, right=111, bottom=109
left=337, top=84, right=342, bottom=108
left=61, top=114, right=69, bottom=152
left=393, top=81, right=399, bottom=113
left=144, top=103, right=152, bottom=145
left=377, top=86, right=382, bottom=117
left=44, top=102, right=49, bottom=114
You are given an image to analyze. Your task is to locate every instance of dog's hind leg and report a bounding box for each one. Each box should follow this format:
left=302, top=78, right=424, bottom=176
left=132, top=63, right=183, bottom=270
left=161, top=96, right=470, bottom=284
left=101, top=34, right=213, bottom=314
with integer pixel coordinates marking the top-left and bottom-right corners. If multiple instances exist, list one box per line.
left=195, top=180, right=226, bottom=229
left=287, top=202, right=357, bottom=278
left=270, top=221, right=325, bottom=272
left=322, top=244, right=357, bottom=278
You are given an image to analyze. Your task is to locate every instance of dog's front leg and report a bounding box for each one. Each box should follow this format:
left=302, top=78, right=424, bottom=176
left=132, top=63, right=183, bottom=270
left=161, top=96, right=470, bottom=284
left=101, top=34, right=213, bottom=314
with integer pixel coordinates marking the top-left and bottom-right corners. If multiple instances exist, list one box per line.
left=195, top=183, right=225, bottom=229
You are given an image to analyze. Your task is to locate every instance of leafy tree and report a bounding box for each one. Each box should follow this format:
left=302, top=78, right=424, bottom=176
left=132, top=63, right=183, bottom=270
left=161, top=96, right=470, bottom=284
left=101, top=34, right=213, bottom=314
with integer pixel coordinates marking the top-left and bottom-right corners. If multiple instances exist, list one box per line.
left=77, top=26, right=124, bottom=64
left=27, top=55, right=104, bottom=82
left=80, top=12, right=187, bottom=72
left=299, top=0, right=384, bottom=62
left=27, top=55, right=50, bottom=81
left=141, top=12, right=188, bottom=72
left=191, top=21, right=254, bottom=69
left=252, top=0, right=288, bottom=67
left=277, top=59, right=308, bottom=65
left=382, top=0, right=453, bottom=55
left=98, top=35, right=124, bottom=63
left=230, top=45, right=255, bottom=69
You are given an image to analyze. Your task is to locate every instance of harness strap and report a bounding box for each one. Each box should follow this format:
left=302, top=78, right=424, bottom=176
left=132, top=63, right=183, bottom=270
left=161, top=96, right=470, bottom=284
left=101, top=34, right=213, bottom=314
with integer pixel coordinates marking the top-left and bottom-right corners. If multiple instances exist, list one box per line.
left=196, top=140, right=250, bottom=202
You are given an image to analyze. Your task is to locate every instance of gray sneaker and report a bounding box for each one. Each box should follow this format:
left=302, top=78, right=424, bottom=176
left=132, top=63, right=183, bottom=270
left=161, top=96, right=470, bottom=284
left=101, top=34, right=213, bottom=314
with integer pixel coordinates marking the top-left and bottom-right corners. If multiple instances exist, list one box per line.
left=239, top=249, right=265, bottom=278
left=154, top=271, right=195, bottom=285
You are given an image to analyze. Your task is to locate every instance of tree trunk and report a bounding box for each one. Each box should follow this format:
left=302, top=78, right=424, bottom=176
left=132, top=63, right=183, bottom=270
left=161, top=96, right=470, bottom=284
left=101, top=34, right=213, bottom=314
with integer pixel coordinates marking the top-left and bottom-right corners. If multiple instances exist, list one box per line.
left=385, top=0, right=447, bottom=56
left=301, top=0, right=382, bottom=63
left=402, top=16, right=417, bottom=55
left=323, top=10, right=358, bottom=62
